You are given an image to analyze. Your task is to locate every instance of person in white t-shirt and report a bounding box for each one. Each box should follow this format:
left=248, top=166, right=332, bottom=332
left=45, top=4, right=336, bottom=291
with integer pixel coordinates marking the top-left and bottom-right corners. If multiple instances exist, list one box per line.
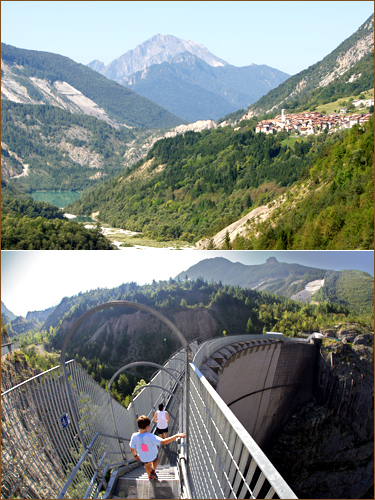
left=153, top=403, right=170, bottom=438
left=130, top=415, right=185, bottom=480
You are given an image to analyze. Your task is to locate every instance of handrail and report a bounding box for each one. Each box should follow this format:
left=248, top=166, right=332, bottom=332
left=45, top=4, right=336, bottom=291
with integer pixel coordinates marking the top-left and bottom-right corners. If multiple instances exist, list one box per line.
left=107, top=361, right=183, bottom=450
left=58, top=431, right=130, bottom=499
left=179, top=438, right=192, bottom=499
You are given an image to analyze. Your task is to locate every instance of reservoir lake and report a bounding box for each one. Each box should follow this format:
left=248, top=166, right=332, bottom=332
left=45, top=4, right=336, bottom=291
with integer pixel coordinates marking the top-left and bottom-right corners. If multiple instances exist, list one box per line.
left=30, top=190, right=82, bottom=208
left=30, top=191, right=93, bottom=222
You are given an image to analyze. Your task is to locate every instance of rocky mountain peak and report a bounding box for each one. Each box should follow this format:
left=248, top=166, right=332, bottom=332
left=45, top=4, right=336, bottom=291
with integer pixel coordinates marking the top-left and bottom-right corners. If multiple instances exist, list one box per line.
left=92, top=34, right=228, bottom=83
left=266, top=257, right=278, bottom=264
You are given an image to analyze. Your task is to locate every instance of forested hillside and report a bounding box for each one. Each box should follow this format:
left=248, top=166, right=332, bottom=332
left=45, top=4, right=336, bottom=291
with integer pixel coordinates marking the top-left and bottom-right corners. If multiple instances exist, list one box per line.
left=15, top=277, right=371, bottom=408
left=244, top=14, right=374, bottom=117
left=66, top=119, right=336, bottom=242
left=1, top=43, right=185, bottom=128
left=1, top=214, right=115, bottom=250
left=240, top=117, right=373, bottom=249
left=1, top=101, right=136, bottom=191
left=1, top=195, right=64, bottom=219
left=67, top=113, right=373, bottom=249
left=314, top=270, right=374, bottom=314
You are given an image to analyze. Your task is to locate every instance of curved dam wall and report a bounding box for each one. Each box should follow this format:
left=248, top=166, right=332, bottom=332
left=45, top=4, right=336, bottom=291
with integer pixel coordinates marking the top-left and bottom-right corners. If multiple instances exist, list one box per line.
left=200, top=338, right=318, bottom=451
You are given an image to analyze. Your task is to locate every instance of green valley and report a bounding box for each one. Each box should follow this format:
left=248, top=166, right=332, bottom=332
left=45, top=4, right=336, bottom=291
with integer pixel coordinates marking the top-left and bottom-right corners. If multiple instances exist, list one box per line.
left=66, top=115, right=373, bottom=249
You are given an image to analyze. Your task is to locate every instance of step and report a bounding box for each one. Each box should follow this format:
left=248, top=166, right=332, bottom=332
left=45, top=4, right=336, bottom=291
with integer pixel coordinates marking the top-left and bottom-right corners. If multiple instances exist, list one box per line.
left=114, top=465, right=180, bottom=499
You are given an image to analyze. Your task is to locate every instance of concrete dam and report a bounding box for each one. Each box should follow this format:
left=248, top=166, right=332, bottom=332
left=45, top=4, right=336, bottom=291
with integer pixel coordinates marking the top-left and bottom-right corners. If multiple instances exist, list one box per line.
left=199, top=337, right=318, bottom=451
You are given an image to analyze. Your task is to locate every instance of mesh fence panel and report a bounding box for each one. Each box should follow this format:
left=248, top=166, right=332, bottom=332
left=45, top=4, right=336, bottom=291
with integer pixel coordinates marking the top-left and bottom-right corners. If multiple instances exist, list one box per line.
left=1, top=350, right=189, bottom=499
left=187, top=363, right=297, bottom=499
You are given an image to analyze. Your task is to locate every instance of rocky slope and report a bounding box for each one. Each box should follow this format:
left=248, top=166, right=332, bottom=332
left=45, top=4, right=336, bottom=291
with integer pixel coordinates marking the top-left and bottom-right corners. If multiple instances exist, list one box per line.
left=1, top=43, right=185, bottom=129
left=1, top=351, right=43, bottom=392
left=267, top=324, right=374, bottom=499
left=243, top=14, right=374, bottom=118
left=50, top=303, right=228, bottom=367
left=88, top=34, right=228, bottom=83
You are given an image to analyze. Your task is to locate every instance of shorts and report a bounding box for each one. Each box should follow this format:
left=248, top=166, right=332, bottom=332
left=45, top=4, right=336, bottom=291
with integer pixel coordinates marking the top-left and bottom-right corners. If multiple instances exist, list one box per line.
left=156, top=427, right=168, bottom=435
left=141, top=454, right=158, bottom=464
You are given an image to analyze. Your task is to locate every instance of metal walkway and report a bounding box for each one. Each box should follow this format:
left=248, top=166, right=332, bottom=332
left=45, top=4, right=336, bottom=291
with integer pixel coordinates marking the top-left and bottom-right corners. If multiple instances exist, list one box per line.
left=107, top=367, right=184, bottom=498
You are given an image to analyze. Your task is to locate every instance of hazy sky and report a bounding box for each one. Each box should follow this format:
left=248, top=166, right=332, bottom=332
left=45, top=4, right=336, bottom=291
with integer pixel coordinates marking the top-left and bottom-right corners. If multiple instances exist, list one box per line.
left=2, top=250, right=373, bottom=317
left=1, top=1, right=373, bottom=75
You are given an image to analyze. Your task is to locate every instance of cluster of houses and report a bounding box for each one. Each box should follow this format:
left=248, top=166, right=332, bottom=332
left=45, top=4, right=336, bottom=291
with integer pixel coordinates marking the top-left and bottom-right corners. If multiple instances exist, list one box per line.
left=255, top=107, right=373, bottom=136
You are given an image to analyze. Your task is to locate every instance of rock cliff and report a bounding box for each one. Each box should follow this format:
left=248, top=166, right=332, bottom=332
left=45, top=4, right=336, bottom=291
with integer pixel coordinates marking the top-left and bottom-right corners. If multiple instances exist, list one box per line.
left=267, top=324, right=374, bottom=499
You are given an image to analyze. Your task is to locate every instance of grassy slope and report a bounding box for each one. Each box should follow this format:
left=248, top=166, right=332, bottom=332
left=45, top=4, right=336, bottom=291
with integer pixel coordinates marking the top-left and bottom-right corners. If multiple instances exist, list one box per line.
left=246, top=15, right=374, bottom=115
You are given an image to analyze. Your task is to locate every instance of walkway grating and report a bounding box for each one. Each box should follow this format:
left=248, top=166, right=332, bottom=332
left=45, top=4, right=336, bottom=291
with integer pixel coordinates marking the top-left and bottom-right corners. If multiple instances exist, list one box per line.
left=113, top=465, right=180, bottom=499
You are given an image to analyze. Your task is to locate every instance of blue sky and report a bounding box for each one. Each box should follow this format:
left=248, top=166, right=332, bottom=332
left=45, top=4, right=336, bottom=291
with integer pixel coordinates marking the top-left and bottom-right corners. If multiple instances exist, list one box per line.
left=1, top=1, right=373, bottom=75
left=1, top=250, right=373, bottom=317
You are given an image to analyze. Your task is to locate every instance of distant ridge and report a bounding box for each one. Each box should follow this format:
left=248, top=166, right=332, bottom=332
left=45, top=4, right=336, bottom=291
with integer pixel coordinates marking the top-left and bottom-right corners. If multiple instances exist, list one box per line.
left=1, top=301, right=17, bottom=321
left=175, top=257, right=374, bottom=313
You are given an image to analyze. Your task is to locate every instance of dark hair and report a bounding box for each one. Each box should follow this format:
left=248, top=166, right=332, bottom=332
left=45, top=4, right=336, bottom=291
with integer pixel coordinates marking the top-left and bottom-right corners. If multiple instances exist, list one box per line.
left=137, top=415, right=151, bottom=429
left=158, top=403, right=164, bottom=411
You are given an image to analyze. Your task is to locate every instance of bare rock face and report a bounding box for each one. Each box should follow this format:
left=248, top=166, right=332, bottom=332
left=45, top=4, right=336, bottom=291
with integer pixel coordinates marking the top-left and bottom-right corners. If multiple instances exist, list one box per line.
left=59, top=306, right=220, bottom=367
left=267, top=324, right=374, bottom=499
left=1, top=352, right=42, bottom=393
left=96, top=34, right=228, bottom=83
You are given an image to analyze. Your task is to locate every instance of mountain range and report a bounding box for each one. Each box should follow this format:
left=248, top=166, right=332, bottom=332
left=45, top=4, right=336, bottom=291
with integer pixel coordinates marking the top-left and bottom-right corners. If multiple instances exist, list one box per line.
left=88, top=34, right=229, bottom=80
left=1, top=301, right=16, bottom=321
left=121, top=52, right=289, bottom=122
left=175, top=257, right=374, bottom=313
left=1, top=301, right=58, bottom=335
left=88, top=34, right=290, bottom=121
left=2, top=257, right=373, bottom=339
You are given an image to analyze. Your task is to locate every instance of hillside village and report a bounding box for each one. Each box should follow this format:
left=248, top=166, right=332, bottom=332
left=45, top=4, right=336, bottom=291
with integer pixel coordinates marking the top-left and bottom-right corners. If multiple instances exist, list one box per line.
left=255, top=104, right=373, bottom=136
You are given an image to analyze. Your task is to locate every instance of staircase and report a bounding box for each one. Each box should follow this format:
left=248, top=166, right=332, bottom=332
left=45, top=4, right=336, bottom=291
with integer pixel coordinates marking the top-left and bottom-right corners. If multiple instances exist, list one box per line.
left=112, top=464, right=180, bottom=499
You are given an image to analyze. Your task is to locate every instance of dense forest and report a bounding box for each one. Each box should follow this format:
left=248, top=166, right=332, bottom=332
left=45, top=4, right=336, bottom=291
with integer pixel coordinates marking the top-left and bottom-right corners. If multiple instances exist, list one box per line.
left=239, top=117, right=374, bottom=249
left=1, top=213, right=115, bottom=249
left=1, top=42, right=185, bottom=128
left=1, top=195, right=64, bottom=219
left=67, top=120, right=338, bottom=242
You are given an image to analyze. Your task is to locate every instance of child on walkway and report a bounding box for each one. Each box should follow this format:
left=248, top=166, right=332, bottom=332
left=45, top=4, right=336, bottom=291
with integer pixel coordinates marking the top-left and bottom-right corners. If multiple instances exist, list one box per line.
left=130, top=415, right=186, bottom=480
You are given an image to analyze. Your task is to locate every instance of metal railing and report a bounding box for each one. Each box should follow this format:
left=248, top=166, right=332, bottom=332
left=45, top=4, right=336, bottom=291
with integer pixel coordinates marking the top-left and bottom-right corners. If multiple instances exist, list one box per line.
left=187, top=363, right=297, bottom=499
left=1, top=342, right=19, bottom=356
